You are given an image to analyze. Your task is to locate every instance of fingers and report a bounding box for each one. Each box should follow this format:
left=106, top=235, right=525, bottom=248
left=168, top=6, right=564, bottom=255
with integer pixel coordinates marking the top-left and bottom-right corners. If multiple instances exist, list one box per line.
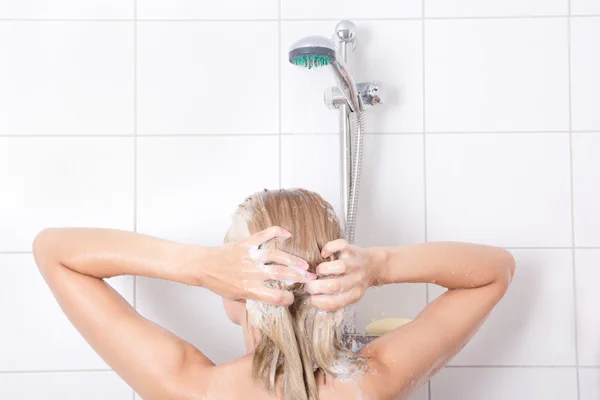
left=267, top=264, right=317, bottom=282
left=247, top=226, right=291, bottom=247
left=305, top=273, right=362, bottom=295
left=321, top=239, right=350, bottom=258
left=310, top=287, right=363, bottom=311
left=250, top=248, right=309, bottom=270
left=316, top=260, right=347, bottom=276
left=246, top=285, right=294, bottom=306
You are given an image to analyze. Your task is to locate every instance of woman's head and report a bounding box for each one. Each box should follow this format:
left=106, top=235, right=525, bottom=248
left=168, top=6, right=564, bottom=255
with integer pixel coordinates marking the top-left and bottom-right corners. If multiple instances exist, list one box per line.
left=224, top=189, right=366, bottom=400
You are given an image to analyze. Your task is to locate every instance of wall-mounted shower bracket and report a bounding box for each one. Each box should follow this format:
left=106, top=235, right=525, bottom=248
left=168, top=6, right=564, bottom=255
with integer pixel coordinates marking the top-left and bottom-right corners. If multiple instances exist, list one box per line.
left=325, top=81, right=384, bottom=110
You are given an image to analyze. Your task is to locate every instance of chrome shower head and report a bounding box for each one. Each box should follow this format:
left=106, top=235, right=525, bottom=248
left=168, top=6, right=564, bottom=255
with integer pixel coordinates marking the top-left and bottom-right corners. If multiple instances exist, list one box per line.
left=288, top=36, right=336, bottom=69
left=288, top=35, right=362, bottom=112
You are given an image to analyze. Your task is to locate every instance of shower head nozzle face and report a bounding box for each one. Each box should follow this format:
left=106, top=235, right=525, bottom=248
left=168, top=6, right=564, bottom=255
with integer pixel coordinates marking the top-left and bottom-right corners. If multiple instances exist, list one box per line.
left=288, top=35, right=336, bottom=69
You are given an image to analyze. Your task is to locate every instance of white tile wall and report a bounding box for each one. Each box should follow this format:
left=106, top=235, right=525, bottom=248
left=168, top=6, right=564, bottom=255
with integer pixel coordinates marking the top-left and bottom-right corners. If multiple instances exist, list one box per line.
left=136, top=136, right=279, bottom=246
left=575, top=250, right=600, bottom=367
left=431, top=368, right=579, bottom=400
left=573, top=134, right=600, bottom=246
left=1, top=0, right=598, bottom=399
left=571, top=18, right=600, bottom=131
left=136, top=278, right=245, bottom=364
left=580, top=369, right=600, bottom=400
left=426, top=133, right=572, bottom=247
left=571, top=0, right=600, bottom=15
left=0, top=372, right=132, bottom=400
left=0, top=138, right=134, bottom=251
left=0, top=1, right=134, bottom=19
left=137, top=0, right=278, bottom=20
left=280, top=0, right=422, bottom=19
left=425, top=18, right=569, bottom=132
left=425, top=0, right=568, bottom=17
left=355, top=135, right=425, bottom=246
left=0, top=22, right=134, bottom=136
left=137, top=22, right=279, bottom=135
left=280, top=134, right=342, bottom=213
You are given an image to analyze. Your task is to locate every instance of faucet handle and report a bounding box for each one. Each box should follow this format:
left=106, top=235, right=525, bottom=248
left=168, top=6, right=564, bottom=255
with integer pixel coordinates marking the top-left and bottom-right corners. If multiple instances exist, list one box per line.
left=324, top=81, right=384, bottom=110
left=359, top=81, right=384, bottom=107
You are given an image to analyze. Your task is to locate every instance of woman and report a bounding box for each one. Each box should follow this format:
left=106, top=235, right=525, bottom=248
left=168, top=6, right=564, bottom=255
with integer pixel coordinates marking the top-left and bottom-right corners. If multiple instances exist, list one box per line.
left=33, top=189, right=515, bottom=400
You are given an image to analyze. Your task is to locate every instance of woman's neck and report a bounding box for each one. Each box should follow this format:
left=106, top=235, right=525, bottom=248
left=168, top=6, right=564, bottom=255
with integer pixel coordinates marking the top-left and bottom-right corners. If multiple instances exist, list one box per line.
left=241, top=313, right=261, bottom=354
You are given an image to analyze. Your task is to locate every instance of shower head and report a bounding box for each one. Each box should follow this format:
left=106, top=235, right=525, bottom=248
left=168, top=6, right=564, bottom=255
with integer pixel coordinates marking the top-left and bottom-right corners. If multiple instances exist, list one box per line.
left=288, top=35, right=363, bottom=112
left=288, top=36, right=336, bottom=69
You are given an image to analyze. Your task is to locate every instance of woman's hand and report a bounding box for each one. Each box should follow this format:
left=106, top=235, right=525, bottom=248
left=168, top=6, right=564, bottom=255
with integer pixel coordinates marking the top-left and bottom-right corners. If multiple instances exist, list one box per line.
left=306, top=239, right=381, bottom=311
left=200, top=226, right=316, bottom=306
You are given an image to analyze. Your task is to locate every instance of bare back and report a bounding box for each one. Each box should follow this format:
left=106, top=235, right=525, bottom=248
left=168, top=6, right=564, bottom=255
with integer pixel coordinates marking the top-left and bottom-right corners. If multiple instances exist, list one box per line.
left=203, top=354, right=388, bottom=400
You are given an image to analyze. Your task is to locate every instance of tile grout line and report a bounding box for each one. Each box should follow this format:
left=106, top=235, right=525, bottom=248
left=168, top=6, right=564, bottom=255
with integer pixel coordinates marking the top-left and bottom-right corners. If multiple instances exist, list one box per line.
left=132, top=0, right=138, bottom=360
left=1, top=15, right=600, bottom=22
left=1, top=131, right=599, bottom=138
left=567, top=3, right=581, bottom=399
left=422, top=3, right=432, bottom=399
left=5, top=246, right=600, bottom=255
left=0, top=369, right=113, bottom=374
left=278, top=0, right=282, bottom=190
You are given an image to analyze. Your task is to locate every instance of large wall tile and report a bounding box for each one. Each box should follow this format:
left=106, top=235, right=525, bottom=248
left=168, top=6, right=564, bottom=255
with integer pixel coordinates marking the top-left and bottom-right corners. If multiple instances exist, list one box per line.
left=573, top=133, right=600, bottom=246
left=281, top=21, right=423, bottom=134
left=281, top=135, right=341, bottom=213
left=572, top=0, right=600, bottom=15
left=431, top=368, right=578, bottom=400
left=430, top=250, right=576, bottom=366
left=575, top=249, right=600, bottom=366
left=137, top=0, right=277, bottom=19
left=281, top=0, right=421, bottom=19
left=356, top=135, right=425, bottom=247
left=0, top=255, right=133, bottom=371
left=425, top=19, right=569, bottom=132
left=0, top=372, right=132, bottom=400
left=0, top=137, right=134, bottom=251
left=0, top=22, right=134, bottom=136
left=137, top=22, right=278, bottom=135
left=136, top=136, right=279, bottom=246
left=580, top=368, right=600, bottom=400
left=136, top=277, right=244, bottom=365
left=425, top=0, right=567, bottom=17
left=426, top=134, right=572, bottom=247
left=571, top=18, right=600, bottom=131
left=0, top=1, right=134, bottom=19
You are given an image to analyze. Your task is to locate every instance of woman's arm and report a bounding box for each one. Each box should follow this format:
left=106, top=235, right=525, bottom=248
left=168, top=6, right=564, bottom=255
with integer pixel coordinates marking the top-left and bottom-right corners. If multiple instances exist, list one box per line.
left=309, top=240, right=515, bottom=399
left=32, top=227, right=313, bottom=400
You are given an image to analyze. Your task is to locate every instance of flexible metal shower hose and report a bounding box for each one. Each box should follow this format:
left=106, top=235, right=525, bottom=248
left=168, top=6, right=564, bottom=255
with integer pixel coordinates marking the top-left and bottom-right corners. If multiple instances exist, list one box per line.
left=345, top=110, right=364, bottom=245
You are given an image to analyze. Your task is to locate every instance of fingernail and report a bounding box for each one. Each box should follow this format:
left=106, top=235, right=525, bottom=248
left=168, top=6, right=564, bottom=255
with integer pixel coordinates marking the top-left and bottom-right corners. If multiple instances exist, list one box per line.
left=284, top=230, right=292, bottom=238
left=299, top=259, right=309, bottom=269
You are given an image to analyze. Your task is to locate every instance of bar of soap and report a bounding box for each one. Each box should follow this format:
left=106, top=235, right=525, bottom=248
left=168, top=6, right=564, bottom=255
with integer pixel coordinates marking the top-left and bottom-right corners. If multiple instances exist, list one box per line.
left=365, top=318, right=412, bottom=335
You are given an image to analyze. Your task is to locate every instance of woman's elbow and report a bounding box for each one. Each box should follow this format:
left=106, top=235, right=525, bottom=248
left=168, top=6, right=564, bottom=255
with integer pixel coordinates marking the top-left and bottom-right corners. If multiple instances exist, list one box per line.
left=496, top=248, right=516, bottom=288
left=32, top=228, right=60, bottom=269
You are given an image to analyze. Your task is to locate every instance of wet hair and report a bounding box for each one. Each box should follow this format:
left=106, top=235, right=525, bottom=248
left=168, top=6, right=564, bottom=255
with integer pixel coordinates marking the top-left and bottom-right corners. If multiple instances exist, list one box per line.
left=224, top=188, right=367, bottom=400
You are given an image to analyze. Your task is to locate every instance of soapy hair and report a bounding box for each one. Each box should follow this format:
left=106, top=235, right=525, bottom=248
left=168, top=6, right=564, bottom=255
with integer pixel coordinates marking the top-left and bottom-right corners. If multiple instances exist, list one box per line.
left=224, top=189, right=367, bottom=400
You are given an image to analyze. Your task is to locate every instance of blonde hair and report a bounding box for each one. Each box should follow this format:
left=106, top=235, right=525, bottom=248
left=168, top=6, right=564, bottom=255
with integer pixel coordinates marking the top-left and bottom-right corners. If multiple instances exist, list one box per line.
left=225, top=189, right=367, bottom=400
